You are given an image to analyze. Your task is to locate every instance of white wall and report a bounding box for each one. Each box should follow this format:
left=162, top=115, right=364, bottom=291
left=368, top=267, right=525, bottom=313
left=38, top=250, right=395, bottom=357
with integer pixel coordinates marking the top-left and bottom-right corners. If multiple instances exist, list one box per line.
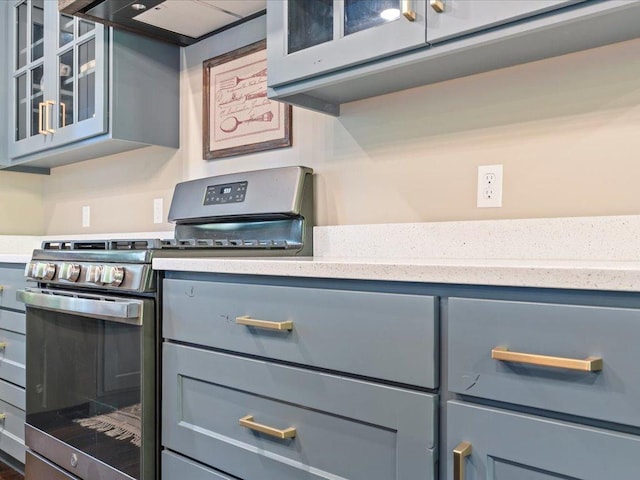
left=39, top=16, right=640, bottom=234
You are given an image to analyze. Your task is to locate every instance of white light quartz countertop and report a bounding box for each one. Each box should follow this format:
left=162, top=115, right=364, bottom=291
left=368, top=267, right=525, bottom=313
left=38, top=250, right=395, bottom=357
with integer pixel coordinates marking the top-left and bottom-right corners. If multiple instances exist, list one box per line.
left=152, top=216, right=640, bottom=292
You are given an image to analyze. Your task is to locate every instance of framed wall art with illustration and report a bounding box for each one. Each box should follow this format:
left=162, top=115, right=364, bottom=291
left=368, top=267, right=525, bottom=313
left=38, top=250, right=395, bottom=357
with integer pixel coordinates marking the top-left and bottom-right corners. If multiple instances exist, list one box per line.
left=203, top=40, right=292, bottom=159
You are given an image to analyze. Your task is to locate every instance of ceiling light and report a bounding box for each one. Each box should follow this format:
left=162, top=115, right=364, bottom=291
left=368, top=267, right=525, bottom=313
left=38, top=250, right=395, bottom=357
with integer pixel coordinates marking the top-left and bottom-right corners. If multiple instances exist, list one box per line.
left=380, top=8, right=400, bottom=21
left=131, top=3, right=147, bottom=11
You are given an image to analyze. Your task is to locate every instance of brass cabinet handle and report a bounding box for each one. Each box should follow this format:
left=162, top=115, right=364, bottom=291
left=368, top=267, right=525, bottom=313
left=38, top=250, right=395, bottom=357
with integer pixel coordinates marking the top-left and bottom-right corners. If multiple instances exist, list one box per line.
left=0, top=343, right=7, bottom=349
left=239, top=415, right=296, bottom=439
left=454, top=441, right=472, bottom=480
left=236, top=315, right=293, bottom=331
left=38, top=102, right=47, bottom=134
left=0, top=414, right=5, bottom=421
left=45, top=100, right=56, bottom=133
left=430, top=0, right=445, bottom=13
left=401, top=0, right=417, bottom=20
left=492, top=346, right=603, bottom=372
left=60, top=102, right=67, bottom=128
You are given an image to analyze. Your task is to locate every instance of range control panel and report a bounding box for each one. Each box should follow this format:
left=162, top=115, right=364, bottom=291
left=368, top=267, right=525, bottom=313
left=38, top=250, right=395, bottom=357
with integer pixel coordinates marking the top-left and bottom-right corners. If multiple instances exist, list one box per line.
left=204, top=181, right=248, bottom=205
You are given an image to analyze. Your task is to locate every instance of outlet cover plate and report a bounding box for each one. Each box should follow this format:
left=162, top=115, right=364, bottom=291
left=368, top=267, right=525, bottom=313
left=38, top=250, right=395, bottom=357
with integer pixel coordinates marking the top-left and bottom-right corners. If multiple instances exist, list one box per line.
left=477, top=164, right=503, bottom=208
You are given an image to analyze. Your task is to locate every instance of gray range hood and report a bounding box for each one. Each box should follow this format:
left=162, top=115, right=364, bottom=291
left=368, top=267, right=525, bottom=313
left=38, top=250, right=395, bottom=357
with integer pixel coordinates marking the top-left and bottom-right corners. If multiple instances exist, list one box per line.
left=59, top=0, right=265, bottom=46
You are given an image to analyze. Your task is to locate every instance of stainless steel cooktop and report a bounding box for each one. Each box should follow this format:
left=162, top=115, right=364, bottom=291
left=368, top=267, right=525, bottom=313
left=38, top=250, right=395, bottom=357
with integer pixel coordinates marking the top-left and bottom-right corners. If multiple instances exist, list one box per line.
left=25, top=166, right=313, bottom=293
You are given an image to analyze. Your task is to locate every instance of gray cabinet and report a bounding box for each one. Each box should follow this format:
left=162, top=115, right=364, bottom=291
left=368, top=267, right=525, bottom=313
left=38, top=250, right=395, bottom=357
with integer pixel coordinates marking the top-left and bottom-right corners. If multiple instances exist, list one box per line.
left=267, top=1, right=640, bottom=115
left=4, top=0, right=179, bottom=173
left=267, top=0, right=428, bottom=88
left=163, top=278, right=438, bottom=388
left=0, top=264, right=27, bottom=466
left=447, top=400, right=640, bottom=480
left=162, top=275, right=438, bottom=479
left=448, top=297, right=640, bottom=428
left=446, top=294, right=640, bottom=480
left=163, top=343, right=437, bottom=480
left=0, top=3, right=8, bottom=164
left=426, top=0, right=584, bottom=43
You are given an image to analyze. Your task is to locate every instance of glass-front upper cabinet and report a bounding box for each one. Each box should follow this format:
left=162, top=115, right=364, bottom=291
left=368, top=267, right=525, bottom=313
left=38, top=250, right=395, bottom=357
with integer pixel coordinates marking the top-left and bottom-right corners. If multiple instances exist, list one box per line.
left=9, top=0, right=106, bottom=159
left=267, top=0, right=427, bottom=88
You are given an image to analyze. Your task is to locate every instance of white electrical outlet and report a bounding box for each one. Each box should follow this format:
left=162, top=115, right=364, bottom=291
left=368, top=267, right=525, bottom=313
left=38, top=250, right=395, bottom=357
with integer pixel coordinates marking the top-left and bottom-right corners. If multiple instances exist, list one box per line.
left=477, top=164, right=503, bottom=208
left=82, top=205, right=91, bottom=227
left=153, top=198, right=163, bottom=224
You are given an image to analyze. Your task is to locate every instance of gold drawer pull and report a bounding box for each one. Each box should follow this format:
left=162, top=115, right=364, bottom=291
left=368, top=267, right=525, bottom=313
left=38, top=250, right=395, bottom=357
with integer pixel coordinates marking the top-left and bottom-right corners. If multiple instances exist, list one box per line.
left=430, top=0, right=445, bottom=13
left=0, top=343, right=7, bottom=349
left=492, top=346, right=603, bottom=372
left=401, top=0, right=417, bottom=20
left=0, top=413, right=6, bottom=421
left=236, top=316, right=293, bottom=331
left=454, top=441, right=472, bottom=480
left=38, top=102, right=47, bottom=134
left=239, top=415, right=296, bottom=439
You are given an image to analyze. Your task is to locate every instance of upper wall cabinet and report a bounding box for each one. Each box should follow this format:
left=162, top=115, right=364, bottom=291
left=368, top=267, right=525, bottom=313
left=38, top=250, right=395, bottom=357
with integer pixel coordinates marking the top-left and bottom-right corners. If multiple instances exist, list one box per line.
left=10, top=0, right=106, bottom=159
left=267, top=0, right=428, bottom=89
left=267, top=0, right=640, bottom=116
left=425, top=0, right=584, bottom=43
left=4, top=0, right=179, bottom=173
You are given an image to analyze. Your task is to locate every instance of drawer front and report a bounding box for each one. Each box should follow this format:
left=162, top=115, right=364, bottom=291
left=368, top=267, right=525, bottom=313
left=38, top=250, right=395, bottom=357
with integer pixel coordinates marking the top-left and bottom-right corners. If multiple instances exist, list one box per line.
left=447, top=400, right=640, bottom=480
left=0, top=266, right=27, bottom=312
left=162, top=343, right=437, bottom=480
left=164, top=279, right=437, bottom=388
left=0, top=329, right=25, bottom=388
left=448, top=297, right=640, bottom=427
left=0, top=310, right=25, bottom=335
left=0, top=378, right=25, bottom=411
left=162, top=451, right=236, bottom=480
left=0, top=396, right=25, bottom=464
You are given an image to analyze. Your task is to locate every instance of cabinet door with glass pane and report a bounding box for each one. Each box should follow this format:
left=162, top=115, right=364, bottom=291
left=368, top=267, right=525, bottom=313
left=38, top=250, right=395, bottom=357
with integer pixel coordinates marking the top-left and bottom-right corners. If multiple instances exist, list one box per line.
left=267, top=0, right=427, bottom=87
left=9, top=0, right=106, bottom=159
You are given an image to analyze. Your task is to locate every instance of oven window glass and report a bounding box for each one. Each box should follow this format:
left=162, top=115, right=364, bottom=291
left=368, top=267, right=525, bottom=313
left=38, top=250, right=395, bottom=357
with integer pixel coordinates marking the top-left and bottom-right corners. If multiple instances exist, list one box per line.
left=27, top=308, right=143, bottom=479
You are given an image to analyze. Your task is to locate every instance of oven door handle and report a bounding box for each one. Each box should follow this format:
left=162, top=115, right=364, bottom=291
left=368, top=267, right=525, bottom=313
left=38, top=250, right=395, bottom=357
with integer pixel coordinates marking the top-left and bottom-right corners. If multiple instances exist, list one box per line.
left=17, top=288, right=144, bottom=325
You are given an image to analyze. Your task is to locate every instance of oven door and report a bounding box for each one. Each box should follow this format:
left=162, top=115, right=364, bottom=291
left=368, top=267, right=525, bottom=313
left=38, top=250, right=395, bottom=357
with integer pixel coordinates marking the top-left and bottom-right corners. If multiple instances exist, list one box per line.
left=17, top=287, right=156, bottom=480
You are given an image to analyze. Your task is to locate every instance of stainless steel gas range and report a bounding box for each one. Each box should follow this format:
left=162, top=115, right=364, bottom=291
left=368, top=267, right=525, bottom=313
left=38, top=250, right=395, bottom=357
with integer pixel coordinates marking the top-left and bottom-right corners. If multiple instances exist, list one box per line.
left=17, top=166, right=313, bottom=480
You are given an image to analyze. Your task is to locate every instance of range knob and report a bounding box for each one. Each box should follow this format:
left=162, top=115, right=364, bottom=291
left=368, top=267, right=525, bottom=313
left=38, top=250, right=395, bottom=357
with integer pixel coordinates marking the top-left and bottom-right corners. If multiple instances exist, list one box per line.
left=100, top=266, right=125, bottom=287
left=34, top=262, right=57, bottom=281
left=86, top=265, right=103, bottom=284
left=24, top=262, right=36, bottom=278
left=60, top=263, right=81, bottom=282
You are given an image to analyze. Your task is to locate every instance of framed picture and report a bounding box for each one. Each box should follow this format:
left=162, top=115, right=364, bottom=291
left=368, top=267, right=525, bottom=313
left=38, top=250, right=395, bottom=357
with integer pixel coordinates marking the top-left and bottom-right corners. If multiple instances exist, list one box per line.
left=203, top=40, right=292, bottom=159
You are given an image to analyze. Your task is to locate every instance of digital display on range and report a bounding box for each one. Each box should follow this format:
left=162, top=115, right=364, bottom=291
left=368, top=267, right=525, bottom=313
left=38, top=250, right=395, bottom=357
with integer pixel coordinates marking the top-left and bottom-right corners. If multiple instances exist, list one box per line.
left=204, top=181, right=248, bottom=205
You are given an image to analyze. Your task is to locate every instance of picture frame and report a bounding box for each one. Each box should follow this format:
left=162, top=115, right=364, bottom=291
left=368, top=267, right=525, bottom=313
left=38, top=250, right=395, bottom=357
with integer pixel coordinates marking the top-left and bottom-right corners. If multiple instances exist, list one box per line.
left=203, top=40, right=292, bottom=160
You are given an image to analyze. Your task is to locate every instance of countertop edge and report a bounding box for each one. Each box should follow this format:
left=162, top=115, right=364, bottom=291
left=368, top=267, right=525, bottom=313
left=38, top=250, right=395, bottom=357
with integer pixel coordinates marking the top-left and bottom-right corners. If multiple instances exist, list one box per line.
left=152, top=257, right=640, bottom=292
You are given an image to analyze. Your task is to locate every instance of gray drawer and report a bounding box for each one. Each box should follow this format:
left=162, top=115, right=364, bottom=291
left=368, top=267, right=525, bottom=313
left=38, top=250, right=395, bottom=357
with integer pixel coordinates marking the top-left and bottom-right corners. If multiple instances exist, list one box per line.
left=162, top=343, right=437, bottom=480
left=0, top=328, right=25, bottom=388
left=449, top=297, right=640, bottom=427
left=0, top=378, right=25, bottom=411
left=163, top=278, right=437, bottom=387
left=162, top=451, right=236, bottom=480
left=0, top=310, right=25, bottom=335
left=447, top=400, right=640, bottom=480
left=0, top=394, right=25, bottom=464
left=0, top=265, right=27, bottom=312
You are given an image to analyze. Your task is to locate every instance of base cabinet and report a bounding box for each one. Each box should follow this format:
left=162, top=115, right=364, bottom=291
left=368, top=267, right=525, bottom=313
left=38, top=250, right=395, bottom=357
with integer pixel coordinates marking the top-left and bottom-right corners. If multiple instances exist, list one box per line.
left=161, top=272, right=640, bottom=479
left=0, top=264, right=26, bottom=466
left=447, top=400, right=640, bottom=480
left=162, top=451, right=234, bottom=480
left=162, top=274, right=438, bottom=480
left=162, top=343, right=437, bottom=480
